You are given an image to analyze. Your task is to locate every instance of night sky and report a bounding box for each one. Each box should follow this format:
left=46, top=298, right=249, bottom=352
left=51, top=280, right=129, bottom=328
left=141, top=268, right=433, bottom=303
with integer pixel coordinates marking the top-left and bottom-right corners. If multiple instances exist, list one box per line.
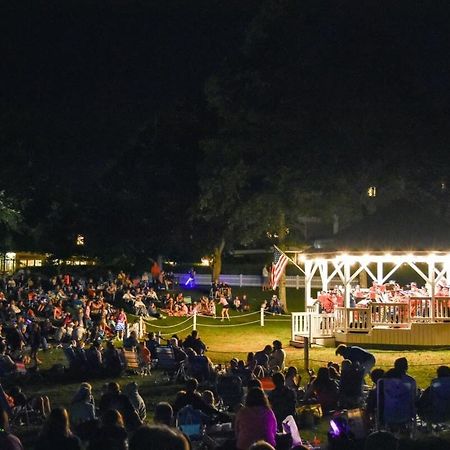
left=1, top=1, right=450, bottom=265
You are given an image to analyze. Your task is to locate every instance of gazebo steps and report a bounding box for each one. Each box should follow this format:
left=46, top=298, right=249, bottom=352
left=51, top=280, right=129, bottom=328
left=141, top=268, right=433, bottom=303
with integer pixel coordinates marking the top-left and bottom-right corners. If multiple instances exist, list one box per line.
left=313, top=336, right=336, bottom=347
left=290, top=335, right=336, bottom=348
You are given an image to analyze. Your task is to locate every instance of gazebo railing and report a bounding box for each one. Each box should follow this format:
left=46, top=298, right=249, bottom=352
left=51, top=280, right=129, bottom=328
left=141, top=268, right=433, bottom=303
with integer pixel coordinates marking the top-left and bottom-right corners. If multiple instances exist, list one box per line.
left=292, top=298, right=450, bottom=341
left=334, top=307, right=371, bottom=333
left=291, top=312, right=335, bottom=340
left=433, top=297, right=450, bottom=321
left=371, top=302, right=410, bottom=327
left=409, top=297, right=432, bottom=322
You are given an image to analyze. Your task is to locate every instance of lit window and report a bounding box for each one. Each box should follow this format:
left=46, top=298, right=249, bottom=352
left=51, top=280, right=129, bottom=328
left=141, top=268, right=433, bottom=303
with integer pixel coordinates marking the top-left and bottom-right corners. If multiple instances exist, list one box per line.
left=367, top=186, right=377, bottom=197
left=76, top=234, right=85, bottom=246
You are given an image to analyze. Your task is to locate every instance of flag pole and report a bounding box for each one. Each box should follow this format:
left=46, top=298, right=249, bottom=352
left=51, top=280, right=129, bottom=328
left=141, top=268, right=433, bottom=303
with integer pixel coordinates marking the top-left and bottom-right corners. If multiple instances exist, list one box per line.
left=272, top=245, right=306, bottom=275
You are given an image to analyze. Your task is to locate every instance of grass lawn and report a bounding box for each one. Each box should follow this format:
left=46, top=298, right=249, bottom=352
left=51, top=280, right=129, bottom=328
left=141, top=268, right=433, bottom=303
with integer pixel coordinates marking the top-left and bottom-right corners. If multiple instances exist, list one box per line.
left=12, top=286, right=450, bottom=447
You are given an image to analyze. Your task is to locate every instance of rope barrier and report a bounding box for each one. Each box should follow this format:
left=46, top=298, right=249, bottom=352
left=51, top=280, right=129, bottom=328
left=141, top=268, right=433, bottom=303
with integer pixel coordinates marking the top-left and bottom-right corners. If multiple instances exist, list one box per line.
left=157, top=324, right=193, bottom=337
left=264, top=319, right=292, bottom=322
left=264, top=312, right=291, bottom=317
left=197, top=320, right=262, bottom=328
left=143, top=316, right=193, bottom=328
left=197, top=310, right=260, bottom=319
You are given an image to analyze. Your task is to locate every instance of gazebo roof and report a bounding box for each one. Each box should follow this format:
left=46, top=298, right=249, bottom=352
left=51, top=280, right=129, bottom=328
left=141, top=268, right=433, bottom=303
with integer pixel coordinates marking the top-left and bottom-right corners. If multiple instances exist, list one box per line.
left=321, top=200, right=450, bottom=252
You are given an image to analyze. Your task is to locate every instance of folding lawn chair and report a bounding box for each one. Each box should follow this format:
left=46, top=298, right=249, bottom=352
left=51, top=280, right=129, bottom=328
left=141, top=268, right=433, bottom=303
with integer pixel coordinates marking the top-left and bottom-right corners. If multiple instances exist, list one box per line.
left=377, top=378, right=416, bottom=436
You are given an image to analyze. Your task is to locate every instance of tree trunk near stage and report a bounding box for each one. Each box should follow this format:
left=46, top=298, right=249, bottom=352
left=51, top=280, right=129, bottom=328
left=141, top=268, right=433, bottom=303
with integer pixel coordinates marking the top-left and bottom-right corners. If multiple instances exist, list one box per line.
left=212, top=238, right=225, bottom=282
left=278, top=212, right=288, bottom=312
left=359, top=270, right=368, bottom=288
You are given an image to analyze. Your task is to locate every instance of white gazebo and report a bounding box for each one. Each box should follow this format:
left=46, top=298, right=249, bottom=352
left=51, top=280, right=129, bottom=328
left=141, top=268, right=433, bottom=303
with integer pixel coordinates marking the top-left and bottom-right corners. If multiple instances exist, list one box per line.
left=286, top=249, right=450, bottom=347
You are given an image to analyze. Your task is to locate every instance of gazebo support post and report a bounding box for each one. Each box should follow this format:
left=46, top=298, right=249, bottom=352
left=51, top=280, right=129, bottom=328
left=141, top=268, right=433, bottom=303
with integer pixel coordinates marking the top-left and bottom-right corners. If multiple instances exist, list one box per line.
left=377, top=261, right=384, bottom=284
left=429, top=261, right=436, bottom=322
left=304, top=260, right=312, bottom=306
left=320, top=260, right=328, bottom=292
left=344, top=261, right=351, bottom=307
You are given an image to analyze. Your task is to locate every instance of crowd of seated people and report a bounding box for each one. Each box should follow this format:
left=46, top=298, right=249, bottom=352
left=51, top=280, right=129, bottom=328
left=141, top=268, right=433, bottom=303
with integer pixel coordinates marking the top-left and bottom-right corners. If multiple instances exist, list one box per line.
left=0, top=268, right=241, bottom=377
left=2, top=318, right=450, bottom=450
left=261, top=295, right=285, bottom=315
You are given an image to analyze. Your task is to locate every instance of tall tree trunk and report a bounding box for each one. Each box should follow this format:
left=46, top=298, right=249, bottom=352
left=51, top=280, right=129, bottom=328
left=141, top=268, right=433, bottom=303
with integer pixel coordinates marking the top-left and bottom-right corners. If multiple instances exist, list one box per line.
left=212, top=238, right=225, bottom=282
left=278, top=211, right=288, bottom=312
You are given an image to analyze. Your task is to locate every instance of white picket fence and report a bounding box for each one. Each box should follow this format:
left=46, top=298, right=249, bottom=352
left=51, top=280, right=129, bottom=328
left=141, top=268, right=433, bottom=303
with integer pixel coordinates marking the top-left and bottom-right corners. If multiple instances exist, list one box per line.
left=174, top=273, right=334, bottom=289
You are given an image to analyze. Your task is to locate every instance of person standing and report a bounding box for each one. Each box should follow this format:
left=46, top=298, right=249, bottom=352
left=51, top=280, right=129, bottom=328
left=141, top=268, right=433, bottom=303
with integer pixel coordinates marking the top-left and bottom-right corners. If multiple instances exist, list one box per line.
left=218, top=295, right=230, bottom=321
left=335, top=344, right=376, bottom=376
left=262, top=265, right=269, bottom=291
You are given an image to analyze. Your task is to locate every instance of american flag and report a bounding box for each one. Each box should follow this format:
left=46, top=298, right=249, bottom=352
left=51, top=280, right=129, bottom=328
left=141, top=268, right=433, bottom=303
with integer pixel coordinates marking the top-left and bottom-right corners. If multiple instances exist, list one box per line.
left=270, top=248, right=289, bottom=289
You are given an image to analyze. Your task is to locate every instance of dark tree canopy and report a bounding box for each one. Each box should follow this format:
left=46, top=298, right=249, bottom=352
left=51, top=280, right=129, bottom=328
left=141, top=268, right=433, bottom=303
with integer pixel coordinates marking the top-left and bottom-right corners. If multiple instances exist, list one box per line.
left=0, top=0, right=449, bottom=267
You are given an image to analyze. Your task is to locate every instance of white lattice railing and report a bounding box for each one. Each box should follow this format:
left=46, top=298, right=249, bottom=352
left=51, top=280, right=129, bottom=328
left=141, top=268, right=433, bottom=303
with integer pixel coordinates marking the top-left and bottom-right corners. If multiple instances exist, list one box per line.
left=292, top=298, right=450, bottom=341
left=291, top=312, right=335, bottom=340
left=371, top=302, right=410, bottom=327
left=334, top=307, right=371, bottom=333
left=434, top=297, right=450, bottom=321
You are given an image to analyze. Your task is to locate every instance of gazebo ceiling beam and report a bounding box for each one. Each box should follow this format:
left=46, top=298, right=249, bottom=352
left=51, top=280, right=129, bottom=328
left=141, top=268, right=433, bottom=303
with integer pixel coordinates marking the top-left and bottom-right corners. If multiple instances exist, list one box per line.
left=408, top=261, right=431, bottom=284
left=381, top=262, right=404, bottom=284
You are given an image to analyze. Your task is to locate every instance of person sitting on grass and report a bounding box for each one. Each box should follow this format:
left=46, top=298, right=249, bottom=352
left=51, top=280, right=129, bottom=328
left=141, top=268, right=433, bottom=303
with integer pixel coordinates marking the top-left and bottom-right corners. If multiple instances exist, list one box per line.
left=302, top=367, right=339, bottom=415
left=172, top=378, right=219, bottom=421
left=123, top=382, right=146, bottom=422
left=254, top=345, right=272, bottom=376
left=123, top=330, right=139, bottom=350
left=103, top=341, right=123, bottom=376
left=235, top=387, right=277, bottom=450
left=285, top=366, right=305, bottom=400
left=0, top=408, right=24, bottom=450
left=338, top=359, right=365, bottom=409
left=99, top=382, right=141, bottom=431
left=268, top=372, right=296, bottom=431
left=8, top=385, right=51, bottom=419
left=130, top=425, right=190, bottom=450
left=365, top=368, right=385, bottom=428
left=69, top=383, right=96, bottom=429
left=183, top=330, right=206, bottom=355
left=154, top=402, right=174, bottom=426
left=34, top=407, right=82, bottom=450
left=269, top=340, right=286, bottom=372
left=0, top=342, right=16, bottom=377
left=88, top=409, right=128, bottom=450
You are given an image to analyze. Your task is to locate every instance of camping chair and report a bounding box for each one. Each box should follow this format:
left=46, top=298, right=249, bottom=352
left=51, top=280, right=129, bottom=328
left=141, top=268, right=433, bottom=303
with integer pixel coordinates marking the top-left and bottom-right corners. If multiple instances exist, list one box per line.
left=122, top=349, right=141, bottom=375
left=0, top=384, right=43, bottom=429
left=187, top=355, right=211, bottom=383
left=155, top=346, right=186, bottom=382
left=282, top=415, right=303, bottom=447
left=216, top=374, right=244, bottom=411
left=176, top=404, right=204, bottom=441
left=425, top=377, right=450, bottom=430
left=376, top=378, right=416, bottom=436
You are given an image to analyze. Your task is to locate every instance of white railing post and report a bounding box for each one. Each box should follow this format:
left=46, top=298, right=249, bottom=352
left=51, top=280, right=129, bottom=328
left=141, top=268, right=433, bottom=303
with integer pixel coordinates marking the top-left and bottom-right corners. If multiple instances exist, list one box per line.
left=260, top=307, right=265, bottom=326
left=308, top=313, right=312, bottom=343
left=193, top=310, right=197, bottom=331
left=291, top=313, right=296, bottom=341
left=239, top=274, right=243, bottom=287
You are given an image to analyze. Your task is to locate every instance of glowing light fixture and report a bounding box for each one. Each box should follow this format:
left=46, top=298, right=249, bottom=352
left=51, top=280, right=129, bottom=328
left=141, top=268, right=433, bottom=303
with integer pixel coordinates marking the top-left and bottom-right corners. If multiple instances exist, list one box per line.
left=200, top=257, right=210, bottom=266
left=367, top=186, right=377, bottom=197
